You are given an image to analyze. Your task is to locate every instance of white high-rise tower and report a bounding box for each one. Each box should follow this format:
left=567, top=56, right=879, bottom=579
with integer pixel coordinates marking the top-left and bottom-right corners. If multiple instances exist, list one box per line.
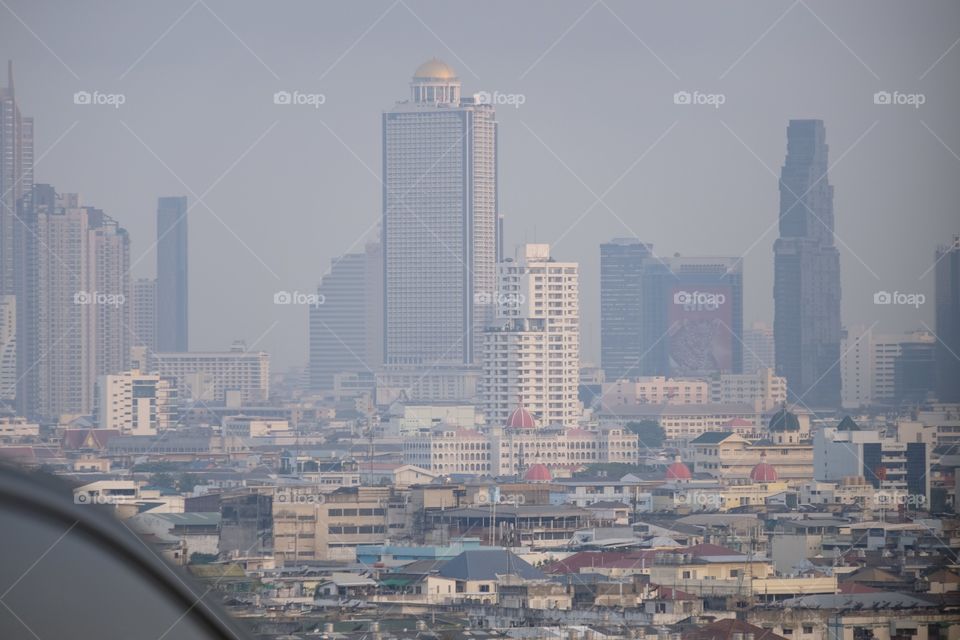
left=482, top=244, right=581, bottom=427
left=382, top=59, right=498, bottom=369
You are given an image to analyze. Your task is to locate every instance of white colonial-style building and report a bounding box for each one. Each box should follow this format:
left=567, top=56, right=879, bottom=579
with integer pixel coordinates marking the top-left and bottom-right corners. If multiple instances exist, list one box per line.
left=402, top=405, right=638, bottom=476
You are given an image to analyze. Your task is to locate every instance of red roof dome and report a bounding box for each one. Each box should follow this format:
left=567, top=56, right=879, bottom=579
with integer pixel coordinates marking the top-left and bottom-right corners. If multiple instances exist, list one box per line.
left=507, top=405, right=537, bottom=429
left=750, top=452, right=778, bottom=482
left=524, top=463, right=552, bottom=482
left=664, top=456, right=692, bottom=481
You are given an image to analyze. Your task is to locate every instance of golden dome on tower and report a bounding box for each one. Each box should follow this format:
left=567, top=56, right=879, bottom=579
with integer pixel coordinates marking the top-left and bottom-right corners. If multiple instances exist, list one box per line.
left=413, top=58, right=458, bottom=80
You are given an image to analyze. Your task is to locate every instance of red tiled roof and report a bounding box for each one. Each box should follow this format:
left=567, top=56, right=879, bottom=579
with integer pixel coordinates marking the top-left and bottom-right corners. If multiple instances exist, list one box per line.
left=654, top=585, right=697, bottom=600
left=838, top=581, right=881, bottom=594
left=543, top=550, right=659, bottom=574
left=683, top=618, right=787, bottom=640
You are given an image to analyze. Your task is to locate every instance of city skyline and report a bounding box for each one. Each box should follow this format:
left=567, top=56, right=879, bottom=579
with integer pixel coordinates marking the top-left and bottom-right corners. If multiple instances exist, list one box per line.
left=1, top=1, right=956, bottom=370
left=1, top=4, right=959, bottom=639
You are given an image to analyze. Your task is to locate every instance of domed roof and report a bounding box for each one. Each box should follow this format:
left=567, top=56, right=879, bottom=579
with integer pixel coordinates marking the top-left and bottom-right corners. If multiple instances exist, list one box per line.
left=506, top=405, right=537, bottom=429
left=750, top=452, right=778, bottom=483
left=524, top=463, right=552, bottom=482
left=664, top=455, right=692, bottom=481
left=769, top=407, right=800, bottom=432
left=413, top=58, right=458, bottom=80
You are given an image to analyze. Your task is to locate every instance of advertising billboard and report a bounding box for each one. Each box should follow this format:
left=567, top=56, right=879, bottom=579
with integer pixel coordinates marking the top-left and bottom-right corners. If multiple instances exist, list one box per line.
left=668, top=285, right=734, bottom=376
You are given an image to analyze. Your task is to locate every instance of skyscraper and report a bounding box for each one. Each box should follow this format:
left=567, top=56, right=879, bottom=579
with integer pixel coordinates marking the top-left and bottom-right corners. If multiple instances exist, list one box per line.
left=743, top=321, right=776, bottom=374
left=774, top=120, right=842, bottom=408
left=157, top=196, right=188, bottom=352
left=131, top=277, right=158, bottom=354
left=382, top=59, right=498, bottom=369
left=935, top=235, right=960, bottom=402
left=309, top=241, right=382, bottom=390
left=600, top=238, right=654, bottom=381
left=482, top=244, right=580, bottom=427
left=0, top=61, right=33, bottom=296
left=0, top=295, right=15, bottom=404
left=19, top=186, right=130, bottom=419
left=641, top=256, right=743, bottom=377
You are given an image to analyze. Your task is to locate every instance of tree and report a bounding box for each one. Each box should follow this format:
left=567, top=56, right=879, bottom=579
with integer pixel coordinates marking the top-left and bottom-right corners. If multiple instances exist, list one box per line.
left=626, top=420, right=665, bottom=449
left=189, top=552, right=218, bottom=565
left=176, top=473, right=198, bottom=493
left=149, top=472, right=176, bottom=490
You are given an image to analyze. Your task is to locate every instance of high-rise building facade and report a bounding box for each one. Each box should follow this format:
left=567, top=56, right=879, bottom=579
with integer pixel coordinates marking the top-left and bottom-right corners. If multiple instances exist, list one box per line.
left=743, top=321, right=776, bottom=374
left=382, top=59, right=498, bottom=369
left=19, top=187, right=131, bottom=419
left=482, top=244, right=580, bottom=427
left=89, top=210, right=131, bottom=380
left=157, top=196, right=188, bottom=352
left=131, top=277, right=158, bottom=355
left=641, top=256, right=743, bottom=377
left=774, top=119, right=842, bottom=408
left=0, top=61, right=33, bottom=296
left=148, top=342, right=269, bottom=404
left=0, top=295, right=14, bottom=404
left=600, top=238, right=654, bottom=381
left=309, top=241, right=382, bottom=390
left=935, top=235, right=960, bottom=402
left=840, top=326, right=935, bottom=409
left=96, top=369, right=178, bottom=435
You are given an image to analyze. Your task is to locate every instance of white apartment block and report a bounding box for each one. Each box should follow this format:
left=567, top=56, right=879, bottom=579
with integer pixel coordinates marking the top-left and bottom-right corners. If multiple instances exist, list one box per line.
left=482, top=244, right=580, bottom=427
left=96, top=370, right=178, bottom=435
left=402, top=424, right=637, bottom=476
left=600, top=369, right=785, bottom=413
left=148, top=342, right=269, bottom=404
left=712, top=368, right=787, bottom=412
left=602, top=377, right=710, bottom=406
left=841, top=326, right=935, bottom=408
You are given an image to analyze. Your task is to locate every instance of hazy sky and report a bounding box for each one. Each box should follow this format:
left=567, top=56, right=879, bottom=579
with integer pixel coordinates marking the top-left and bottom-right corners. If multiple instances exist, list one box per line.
left=3, top=0, right=958, bottom=370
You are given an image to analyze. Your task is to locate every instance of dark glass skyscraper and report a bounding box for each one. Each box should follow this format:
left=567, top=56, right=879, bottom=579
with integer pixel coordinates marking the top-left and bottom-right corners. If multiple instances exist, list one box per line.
left=600, top=238, right=653, bottom=380
left=935, top=235, right=960, bottom=402
left=774, top=120, right=842, bottom=408
left=157, top=196, right=188, bottom=352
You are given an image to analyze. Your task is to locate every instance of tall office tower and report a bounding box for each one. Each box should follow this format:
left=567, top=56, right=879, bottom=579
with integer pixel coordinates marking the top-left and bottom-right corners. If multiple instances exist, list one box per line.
left=157, top=196, right=188, bottom=352
left=774, top=119, right=842, bottom=408
left=640, top=256, right=743, bottom=377
left=131, top=278, right=158, bottom=354
left=935, top=235, right=960, bottom=402
left=382, top=59, right=498, bottom=368
left=600, top=238, right=654, bottom=381
left=482, top=244, right=580, bottom=426
left=0, top=295, right=15, bottom=404
left=309, top=242, right=383, bottom=390
left=20, top=186, right=131, bottom=419
left=0, top=61, right=34, bottom=296
left=743, top=321, right=776, bottom=374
